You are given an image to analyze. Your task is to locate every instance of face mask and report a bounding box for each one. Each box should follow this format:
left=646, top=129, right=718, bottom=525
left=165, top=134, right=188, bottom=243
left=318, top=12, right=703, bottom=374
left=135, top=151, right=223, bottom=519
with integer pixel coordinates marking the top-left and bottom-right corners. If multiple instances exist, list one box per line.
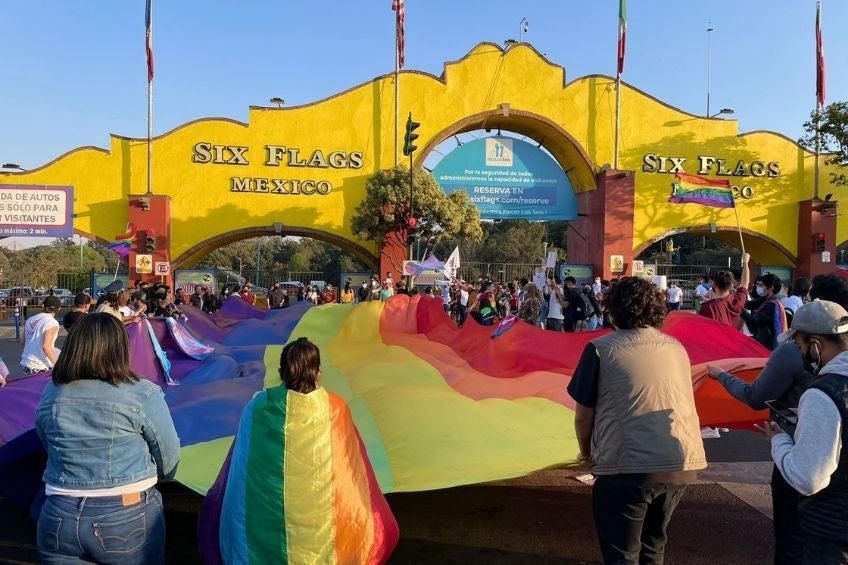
left=756, top=286, right=767, bottom=297
left=802, top=340, right=822, bottom=374
left=594, top=279, right=601, bottom=284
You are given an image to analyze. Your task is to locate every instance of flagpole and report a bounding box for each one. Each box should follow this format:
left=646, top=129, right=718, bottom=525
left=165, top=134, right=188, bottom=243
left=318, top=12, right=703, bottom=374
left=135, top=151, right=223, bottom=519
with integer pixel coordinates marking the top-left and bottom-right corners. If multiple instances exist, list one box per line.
left=814, top=0, right=826, bottom=201
left=394, top=30, right=400, bottom=168
left=614, top=74, right=621, bottom=170
left=732, top=205, right=747, bottom=259
left=614, top=0, right=625, bottom=170
left=146, top=0, right=153, bottom=196
left=815, top=104, right=821, bottom=201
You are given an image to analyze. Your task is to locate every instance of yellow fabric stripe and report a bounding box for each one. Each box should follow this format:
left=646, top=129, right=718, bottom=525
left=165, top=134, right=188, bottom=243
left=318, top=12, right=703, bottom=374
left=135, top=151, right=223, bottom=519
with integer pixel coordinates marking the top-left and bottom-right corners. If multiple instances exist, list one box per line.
left=283, top=387, right=337, bottom=564
left=323, top=301, right=579, bottom=493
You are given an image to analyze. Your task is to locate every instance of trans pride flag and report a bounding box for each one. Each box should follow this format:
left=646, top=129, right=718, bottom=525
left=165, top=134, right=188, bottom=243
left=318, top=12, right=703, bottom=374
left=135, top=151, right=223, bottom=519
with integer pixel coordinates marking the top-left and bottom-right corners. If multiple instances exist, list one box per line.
left=668, top=172, right=734, bottom=209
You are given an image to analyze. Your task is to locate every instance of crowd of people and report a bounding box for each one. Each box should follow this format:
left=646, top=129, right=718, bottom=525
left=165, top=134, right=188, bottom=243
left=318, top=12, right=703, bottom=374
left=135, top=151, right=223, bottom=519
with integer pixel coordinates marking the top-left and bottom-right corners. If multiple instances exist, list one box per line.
left=14, top=260, right=848, bottom=563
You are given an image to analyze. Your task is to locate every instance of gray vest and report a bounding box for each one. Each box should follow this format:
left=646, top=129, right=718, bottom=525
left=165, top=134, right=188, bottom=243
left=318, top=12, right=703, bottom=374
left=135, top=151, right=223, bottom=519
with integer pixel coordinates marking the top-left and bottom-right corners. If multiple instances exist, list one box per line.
left=590, top=327, right=707, bottom=475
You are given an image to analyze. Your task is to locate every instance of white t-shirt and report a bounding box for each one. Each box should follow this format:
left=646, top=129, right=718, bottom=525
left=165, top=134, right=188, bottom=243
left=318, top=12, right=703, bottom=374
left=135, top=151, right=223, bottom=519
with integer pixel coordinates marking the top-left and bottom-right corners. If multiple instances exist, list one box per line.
left=547, top=290, right=564, bottom=320
left=22, top=313, right=60, bottom=371
left=667, top=286, right=683, bottom=303
left=695, top=283, right=711, bottom=299
left=460, top=289, right=469, bottom=307
left=781, top=295, right=804, bottom=313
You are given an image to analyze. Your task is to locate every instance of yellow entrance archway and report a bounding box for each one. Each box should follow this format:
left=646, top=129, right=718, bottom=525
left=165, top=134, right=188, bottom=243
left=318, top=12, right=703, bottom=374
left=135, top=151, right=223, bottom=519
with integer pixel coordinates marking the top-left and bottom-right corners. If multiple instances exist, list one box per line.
left=0, top=41, right=840, bottom=276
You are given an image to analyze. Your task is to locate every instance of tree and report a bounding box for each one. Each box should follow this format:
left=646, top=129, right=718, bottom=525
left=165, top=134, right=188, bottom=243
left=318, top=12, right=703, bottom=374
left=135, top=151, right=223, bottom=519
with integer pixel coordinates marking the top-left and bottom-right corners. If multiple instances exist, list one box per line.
left=351, top=166, right=483, bottom=252
left=801, top=101, right=848, bottom=187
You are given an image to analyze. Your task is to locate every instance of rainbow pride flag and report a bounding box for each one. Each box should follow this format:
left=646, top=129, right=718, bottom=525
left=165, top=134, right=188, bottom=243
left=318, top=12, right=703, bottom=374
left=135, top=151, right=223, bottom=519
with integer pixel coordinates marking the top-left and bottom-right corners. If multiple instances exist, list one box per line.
left=668, top=172, right=734, bottom=208
left=213, top=386, right=398, bottom=564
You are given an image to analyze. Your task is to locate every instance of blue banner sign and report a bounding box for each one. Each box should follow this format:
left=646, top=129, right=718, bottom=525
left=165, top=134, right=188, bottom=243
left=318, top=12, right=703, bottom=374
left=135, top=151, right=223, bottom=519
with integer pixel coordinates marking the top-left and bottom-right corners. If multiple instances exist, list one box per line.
left=0, top=184, right=74, bottom=237
left=432, top=136, right=577, bottom=220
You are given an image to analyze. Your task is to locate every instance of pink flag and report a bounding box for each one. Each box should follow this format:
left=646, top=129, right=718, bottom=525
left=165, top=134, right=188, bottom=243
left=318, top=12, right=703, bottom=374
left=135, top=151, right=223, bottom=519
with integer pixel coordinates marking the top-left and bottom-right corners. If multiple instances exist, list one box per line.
left=816, top=1, right=825, bottom=107
left=145, top=0, right=154, bottom=82
left=392, top=0, right=405, bottom=69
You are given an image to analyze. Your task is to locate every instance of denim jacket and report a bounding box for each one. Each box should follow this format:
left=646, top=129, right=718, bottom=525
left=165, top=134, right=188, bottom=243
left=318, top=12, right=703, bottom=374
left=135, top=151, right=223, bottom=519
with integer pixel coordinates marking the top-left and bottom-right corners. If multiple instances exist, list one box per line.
left=36, top=378, right=180, bottom=489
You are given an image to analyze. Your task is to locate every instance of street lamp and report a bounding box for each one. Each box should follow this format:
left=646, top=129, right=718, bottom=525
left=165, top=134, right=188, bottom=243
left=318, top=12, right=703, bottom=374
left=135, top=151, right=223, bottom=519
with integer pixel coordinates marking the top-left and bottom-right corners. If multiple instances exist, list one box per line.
left=269, top=97, right=285, bottom=108
left=519, top=17, right=529, bottom=42
left=710, top=108, right=734, bottom=118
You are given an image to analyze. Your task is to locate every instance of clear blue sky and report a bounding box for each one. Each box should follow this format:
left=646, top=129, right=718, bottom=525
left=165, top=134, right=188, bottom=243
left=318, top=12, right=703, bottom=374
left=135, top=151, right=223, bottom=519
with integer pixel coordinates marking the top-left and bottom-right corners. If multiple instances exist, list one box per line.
left=1, top=1, right=845, bottom=170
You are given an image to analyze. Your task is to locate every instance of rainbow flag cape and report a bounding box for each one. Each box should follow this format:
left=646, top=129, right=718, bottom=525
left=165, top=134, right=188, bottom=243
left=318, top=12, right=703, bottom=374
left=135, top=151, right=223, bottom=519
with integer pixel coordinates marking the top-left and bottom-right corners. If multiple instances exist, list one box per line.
left=107, top=241, right=132, bottom=258
left=668, top=172, right=734, bottom=208
left=208, top=386, right=397, bottom=564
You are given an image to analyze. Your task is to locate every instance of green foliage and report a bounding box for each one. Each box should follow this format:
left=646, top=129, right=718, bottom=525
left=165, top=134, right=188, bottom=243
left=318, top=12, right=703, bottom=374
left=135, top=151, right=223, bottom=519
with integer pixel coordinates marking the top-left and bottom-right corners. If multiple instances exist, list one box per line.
left=0, top=239, right=109, bottom=289
left=434, top=219, right=567, bottom=267
left=638, top=235, right=741, bottom=266
left=801, top=101, right=848, bottom=187
left=194, top=236, right=368, bottom=283
left=351, top=166, right=483, bottom=248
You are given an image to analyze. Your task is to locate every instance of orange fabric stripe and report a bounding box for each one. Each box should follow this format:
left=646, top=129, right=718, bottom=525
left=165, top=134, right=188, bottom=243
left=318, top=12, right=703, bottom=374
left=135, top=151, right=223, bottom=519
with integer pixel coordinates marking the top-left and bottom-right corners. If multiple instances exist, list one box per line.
left=675, top=172, right=731, bottom=188
left=328, top=392, right=375, bottom=562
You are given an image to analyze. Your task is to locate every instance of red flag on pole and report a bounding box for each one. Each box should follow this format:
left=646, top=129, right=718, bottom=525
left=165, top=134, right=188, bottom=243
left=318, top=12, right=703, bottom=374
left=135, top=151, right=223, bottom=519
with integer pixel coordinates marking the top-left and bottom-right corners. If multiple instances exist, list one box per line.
left=392, top=0, right=405, bottom=69
left=816, top=1, right=825, bottom=107
left=617, top=0, right=627, bottom=75
left=145, top=0, right=154, bottom=82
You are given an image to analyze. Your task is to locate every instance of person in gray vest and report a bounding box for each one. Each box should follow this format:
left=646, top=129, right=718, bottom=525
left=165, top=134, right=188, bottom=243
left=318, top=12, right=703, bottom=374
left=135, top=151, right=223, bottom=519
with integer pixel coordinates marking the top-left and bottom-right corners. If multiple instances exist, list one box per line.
left=759, top=299, right=848, bottom=564
left=568, top=276, right=706, bottom=564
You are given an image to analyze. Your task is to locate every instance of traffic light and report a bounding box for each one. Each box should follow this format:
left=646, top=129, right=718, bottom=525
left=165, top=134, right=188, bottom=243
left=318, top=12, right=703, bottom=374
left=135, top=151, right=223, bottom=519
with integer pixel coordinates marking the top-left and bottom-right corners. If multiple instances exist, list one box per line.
left=815, top=232, right=826, bottom=253
left=403, top=113, right=420, bottom=156
left=145, top=229, right=156, bottom=253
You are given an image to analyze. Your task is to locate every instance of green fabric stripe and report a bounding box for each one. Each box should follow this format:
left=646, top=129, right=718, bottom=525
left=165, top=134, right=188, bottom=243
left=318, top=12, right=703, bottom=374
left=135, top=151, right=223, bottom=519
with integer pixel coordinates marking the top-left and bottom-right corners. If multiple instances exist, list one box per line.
left=245, top=387, right=288, bottom=563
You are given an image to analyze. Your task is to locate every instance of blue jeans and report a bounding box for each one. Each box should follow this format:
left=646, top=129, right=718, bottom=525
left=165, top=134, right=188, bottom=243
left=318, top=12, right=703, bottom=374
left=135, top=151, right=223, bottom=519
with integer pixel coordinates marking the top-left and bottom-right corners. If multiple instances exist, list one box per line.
left=37, top=487, right=165, bottom=564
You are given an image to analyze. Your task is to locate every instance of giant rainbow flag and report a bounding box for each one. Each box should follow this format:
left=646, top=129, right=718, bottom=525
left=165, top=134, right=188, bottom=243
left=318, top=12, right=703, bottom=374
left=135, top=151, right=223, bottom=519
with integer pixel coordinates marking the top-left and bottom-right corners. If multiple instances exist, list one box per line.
left=0, top=294, right=770, bottom=555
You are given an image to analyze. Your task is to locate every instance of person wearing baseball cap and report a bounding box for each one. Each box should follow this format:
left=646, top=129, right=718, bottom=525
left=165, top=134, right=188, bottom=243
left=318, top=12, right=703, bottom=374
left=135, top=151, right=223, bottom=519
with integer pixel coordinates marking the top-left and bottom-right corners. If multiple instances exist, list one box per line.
left=21, top=295, right=63, bottom=375
left=759, top=299, right=848, bottom=562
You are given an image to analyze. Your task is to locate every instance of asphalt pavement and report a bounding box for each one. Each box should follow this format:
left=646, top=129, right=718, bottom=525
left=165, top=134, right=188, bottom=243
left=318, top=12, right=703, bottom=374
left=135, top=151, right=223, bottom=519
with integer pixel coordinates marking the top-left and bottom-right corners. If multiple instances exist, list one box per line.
left=0, top=310, right=778, bottom=564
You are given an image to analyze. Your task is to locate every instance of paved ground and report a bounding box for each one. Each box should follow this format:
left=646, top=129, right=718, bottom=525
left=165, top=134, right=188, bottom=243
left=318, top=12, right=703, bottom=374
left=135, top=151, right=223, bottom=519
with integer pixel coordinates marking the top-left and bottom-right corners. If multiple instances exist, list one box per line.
left=0, top=315, right=778, bottom=563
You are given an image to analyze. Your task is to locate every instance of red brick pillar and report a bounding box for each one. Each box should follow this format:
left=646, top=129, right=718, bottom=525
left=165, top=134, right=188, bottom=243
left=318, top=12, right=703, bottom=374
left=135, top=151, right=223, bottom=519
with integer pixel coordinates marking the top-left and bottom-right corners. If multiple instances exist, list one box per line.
left=379, top=231, right=408, bottom=285
left=568, top=170, right=636, bottom=280
left=796, top=199, right=838, bottom=279
left=127, top=194, right=172, bottom=287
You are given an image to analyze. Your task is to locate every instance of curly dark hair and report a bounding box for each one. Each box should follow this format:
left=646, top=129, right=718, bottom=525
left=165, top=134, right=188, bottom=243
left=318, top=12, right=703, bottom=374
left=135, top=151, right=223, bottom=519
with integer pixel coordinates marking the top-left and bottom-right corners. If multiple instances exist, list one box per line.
left=810, top=274, right=848, bottom=308
left=603, top=277, right=667, bottom=329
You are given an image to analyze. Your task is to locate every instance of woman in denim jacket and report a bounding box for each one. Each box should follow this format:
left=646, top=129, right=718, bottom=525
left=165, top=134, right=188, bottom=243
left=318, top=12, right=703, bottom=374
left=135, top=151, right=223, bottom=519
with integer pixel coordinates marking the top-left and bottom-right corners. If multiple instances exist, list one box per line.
left=35, top=313, right=180, bottom=564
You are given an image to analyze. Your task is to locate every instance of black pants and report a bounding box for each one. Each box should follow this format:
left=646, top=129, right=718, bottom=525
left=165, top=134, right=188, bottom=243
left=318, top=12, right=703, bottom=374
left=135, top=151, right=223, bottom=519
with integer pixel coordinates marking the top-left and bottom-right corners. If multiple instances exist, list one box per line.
left=802, top=537, right=848, bottom=564
left=458, top=304, right=467, bottom=326
left=563, top=316, right=577, bottom=332
left=772, top=465, right=803, bottom=565
left=592, top=475, right=687, bottom=565
left=546, top=318, right=562, bottom=331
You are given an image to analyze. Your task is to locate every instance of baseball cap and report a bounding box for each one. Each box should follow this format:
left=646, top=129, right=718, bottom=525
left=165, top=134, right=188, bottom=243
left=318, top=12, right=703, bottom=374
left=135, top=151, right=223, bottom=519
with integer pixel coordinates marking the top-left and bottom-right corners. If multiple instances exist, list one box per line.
left=43, top=295, right=62, bottom=310
left=778, top=299, right=848, bottom=344
left=103, top=280, right=123, bottom=293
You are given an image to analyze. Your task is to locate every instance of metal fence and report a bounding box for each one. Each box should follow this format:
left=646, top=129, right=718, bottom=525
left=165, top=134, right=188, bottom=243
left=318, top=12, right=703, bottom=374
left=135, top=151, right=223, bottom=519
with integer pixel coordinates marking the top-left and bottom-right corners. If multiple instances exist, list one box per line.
left=653, top=264, right=739, bottom=280
left=456, top=262, right=540, bottom=283
left=217, top=270, right=328, bottom=291
left=0, top=269, right=103, bottom=294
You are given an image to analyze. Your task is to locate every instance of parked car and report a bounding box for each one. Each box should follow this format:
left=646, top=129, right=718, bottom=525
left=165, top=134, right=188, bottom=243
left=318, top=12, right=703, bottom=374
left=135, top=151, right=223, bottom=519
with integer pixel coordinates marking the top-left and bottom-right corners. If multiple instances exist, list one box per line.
left=47, top=288, right=75, bottom=306
left=7, top=286, right=37, bottom=307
